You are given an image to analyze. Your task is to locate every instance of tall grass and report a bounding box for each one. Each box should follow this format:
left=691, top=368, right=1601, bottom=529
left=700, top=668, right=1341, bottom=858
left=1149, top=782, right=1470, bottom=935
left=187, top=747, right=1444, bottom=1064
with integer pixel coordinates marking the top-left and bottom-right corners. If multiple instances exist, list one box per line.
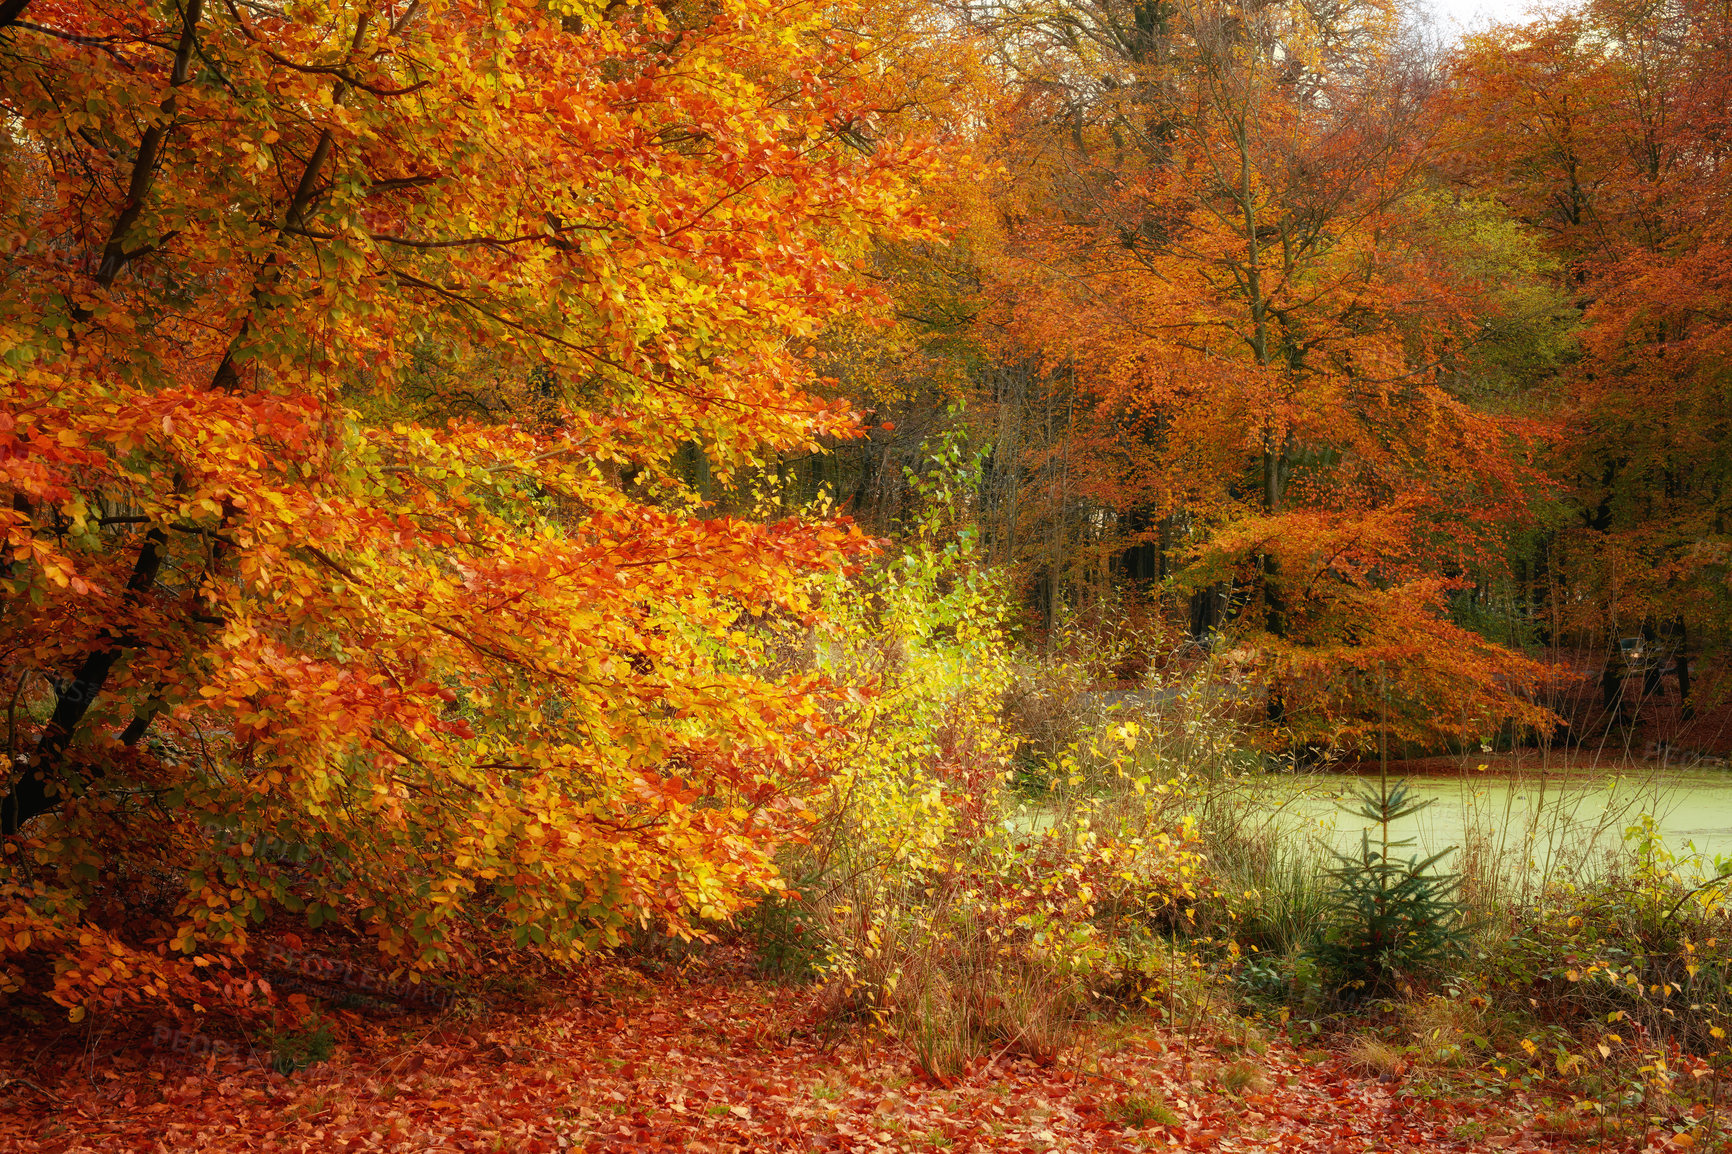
left=1456, top=762, right=1659, bottom=913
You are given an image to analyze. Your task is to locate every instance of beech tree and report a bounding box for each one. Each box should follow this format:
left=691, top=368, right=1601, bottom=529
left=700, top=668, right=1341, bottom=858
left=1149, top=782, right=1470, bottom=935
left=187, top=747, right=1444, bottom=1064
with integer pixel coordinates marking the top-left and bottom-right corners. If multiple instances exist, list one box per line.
left=0, top=0, right=939, bottom=1011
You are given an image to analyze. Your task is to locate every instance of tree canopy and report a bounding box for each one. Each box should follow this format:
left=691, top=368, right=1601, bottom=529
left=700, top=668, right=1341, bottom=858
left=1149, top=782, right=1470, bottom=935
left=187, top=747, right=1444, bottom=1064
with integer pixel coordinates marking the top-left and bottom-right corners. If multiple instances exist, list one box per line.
left=0, top=0, right=944, bottom=1010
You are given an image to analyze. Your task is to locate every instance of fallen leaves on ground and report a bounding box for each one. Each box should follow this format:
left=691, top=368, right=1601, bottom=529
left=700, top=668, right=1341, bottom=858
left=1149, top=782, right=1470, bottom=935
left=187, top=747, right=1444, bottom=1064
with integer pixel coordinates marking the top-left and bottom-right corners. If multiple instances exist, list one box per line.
left=0, top=966, right=1675, bottom=1152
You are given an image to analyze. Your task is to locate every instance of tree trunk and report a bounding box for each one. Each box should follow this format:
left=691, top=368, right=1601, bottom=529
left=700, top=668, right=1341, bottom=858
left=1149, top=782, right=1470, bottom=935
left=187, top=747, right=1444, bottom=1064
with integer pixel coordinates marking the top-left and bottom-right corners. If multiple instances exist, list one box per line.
left=2, top=529, right=167, bottom=834
left=94, top=0, right=204, bottom=290
left=1676, top=619, right=1693, bottom=720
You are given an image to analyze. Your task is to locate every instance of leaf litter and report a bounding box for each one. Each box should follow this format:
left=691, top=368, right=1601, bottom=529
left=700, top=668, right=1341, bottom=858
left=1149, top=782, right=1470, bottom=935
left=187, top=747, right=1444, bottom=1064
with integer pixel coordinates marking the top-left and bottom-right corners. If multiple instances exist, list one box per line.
left=0, top=965, right=1669, bottom=1152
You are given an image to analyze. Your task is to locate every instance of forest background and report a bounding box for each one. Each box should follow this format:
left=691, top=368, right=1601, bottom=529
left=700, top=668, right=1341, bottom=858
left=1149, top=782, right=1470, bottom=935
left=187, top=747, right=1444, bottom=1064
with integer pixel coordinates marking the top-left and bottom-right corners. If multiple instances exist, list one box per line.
left=2, top=0, right=1731, bottom=1149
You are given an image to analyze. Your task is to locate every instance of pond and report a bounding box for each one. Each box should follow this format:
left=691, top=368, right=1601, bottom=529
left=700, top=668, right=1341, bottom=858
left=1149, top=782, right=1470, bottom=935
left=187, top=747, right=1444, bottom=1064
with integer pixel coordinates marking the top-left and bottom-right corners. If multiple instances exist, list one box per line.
left=1265, top=764, right=1732, bottom=880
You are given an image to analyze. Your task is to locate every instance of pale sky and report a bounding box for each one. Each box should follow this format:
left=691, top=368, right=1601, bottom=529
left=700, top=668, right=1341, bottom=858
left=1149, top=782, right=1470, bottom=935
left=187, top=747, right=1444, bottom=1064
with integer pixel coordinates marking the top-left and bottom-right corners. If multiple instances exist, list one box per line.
left=1417, top=0, right=1581, bottom=40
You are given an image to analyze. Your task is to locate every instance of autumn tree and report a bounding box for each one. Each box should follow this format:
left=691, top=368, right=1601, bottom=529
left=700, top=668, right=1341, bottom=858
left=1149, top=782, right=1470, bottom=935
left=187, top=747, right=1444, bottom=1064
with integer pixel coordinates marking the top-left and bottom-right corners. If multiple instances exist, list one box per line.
left=0, top=0, right=943, bottom=1014
left=926, top=0, right=1561, bottom=749
left=1444, top=0, right=1732, bottom=707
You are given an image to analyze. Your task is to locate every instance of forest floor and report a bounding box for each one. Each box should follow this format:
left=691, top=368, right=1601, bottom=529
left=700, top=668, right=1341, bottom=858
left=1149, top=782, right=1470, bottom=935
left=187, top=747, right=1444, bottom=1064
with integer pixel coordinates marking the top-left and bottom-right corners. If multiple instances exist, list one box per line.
left=0, top=954, right=1682, bottom=1154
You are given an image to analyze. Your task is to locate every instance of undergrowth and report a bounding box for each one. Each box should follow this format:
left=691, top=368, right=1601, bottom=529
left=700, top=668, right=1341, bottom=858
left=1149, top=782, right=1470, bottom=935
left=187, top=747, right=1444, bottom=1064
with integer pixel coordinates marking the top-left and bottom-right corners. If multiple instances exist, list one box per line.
left=720, top=441, right=1732, bottom=1145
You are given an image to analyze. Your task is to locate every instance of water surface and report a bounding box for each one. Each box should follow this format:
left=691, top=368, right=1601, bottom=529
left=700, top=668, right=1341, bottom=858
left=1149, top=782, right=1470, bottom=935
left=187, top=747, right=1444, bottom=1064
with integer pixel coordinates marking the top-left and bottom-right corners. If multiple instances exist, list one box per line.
left=1265, top=768, right=1732, bottom=878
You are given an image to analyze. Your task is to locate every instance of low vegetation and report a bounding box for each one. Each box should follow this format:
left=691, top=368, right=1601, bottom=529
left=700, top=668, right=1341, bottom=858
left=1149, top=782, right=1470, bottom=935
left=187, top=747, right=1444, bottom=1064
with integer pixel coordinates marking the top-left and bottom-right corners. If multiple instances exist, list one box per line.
left=709, top=455, right=1732, bottom=1148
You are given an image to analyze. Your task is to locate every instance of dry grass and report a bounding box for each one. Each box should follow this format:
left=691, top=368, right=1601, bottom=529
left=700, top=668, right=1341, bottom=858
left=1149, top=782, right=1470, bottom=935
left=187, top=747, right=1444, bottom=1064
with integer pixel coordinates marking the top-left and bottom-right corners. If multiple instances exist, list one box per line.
left=1344, top=1036, right=1407, bottom=1079
left=1453, top=758, right=1668, bottom=920
left=1406, top=993, right=1490, bottom=1068
left=811, top=879, right=1089, bottom=1079
left=1107, top=1089, right=1181, bottom=1128
left=1217, top=1058, right=1267, bottom=1096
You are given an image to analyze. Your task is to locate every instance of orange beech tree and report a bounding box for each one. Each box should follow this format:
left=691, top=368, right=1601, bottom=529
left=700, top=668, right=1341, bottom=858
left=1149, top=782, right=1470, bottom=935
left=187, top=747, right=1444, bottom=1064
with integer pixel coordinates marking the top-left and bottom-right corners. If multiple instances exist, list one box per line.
left=0, top=0, right=942, bottom=1014
left=948, top=0, right=1558, bottom=749
left=1444, top=0, right=1732, bottom=698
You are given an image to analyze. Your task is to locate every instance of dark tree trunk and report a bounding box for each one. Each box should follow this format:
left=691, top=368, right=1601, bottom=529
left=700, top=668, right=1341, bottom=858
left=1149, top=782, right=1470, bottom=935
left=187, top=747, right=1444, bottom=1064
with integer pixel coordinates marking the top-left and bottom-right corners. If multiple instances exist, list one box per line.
left=1, top=530, right=166, bottom=834
left=1600, top=655, right=1626, bottom=723
left=93, top=1, right=204, bottom=289
left=1676, top=619, right=1693, bottom=720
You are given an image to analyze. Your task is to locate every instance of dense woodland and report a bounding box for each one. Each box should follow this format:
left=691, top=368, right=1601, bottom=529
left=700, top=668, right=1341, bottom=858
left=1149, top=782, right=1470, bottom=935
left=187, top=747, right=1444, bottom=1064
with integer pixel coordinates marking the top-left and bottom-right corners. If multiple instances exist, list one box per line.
left=1, top=0, right=1731, bottom=1150
left=820, top=0, right=1729, bottom=756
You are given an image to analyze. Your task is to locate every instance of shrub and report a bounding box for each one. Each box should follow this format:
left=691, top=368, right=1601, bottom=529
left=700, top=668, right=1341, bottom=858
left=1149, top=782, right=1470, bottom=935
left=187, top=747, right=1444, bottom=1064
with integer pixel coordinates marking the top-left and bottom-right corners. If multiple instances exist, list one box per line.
left=763, top=436, right=1210, bottom=1077
left=1476, top=814, right=1732, bottom=1063
left=1235, top=947, right=1325, bottom=1013
left=739, top=881, right=828, bottom=982
left=1316, top=777, right=1467, bottom=995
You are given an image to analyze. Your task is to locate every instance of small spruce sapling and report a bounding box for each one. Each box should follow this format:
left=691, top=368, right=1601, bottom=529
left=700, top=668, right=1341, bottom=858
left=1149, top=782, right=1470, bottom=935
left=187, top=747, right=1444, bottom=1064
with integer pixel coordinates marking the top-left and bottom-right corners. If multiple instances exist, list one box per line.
left=1317, top=669, right=1467, bottom=995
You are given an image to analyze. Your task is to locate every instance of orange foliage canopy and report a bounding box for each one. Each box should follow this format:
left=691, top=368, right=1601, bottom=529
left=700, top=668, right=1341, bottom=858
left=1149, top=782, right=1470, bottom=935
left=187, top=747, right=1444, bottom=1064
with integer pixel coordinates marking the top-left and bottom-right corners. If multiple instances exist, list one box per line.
left=1444, top=0, right=1732, bottom=652
left=0, top=0, right=937, bottom=1012
left=962, top=0, right=1555, bottom=748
